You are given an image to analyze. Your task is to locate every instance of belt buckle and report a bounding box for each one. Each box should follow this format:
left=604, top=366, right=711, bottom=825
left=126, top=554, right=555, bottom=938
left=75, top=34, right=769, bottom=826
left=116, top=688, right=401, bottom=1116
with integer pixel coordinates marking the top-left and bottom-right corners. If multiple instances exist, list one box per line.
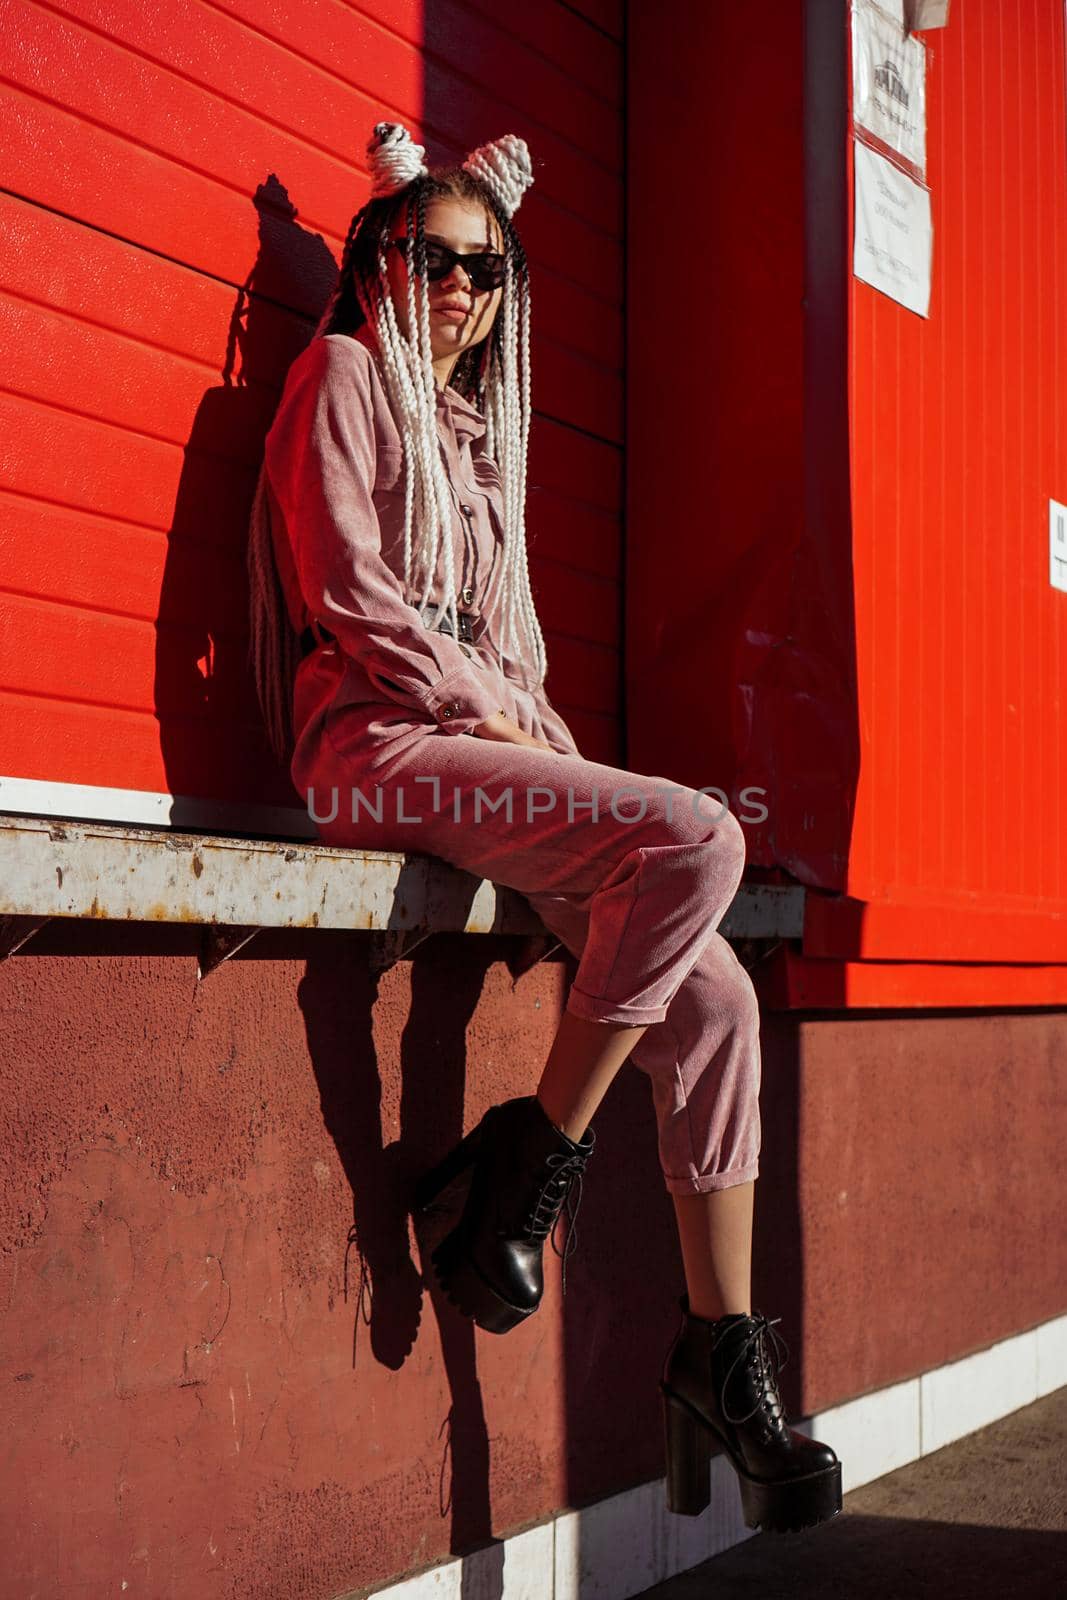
left=422, top=603, right=451, bottom=636
left=421, top=603, right=475, bottom=645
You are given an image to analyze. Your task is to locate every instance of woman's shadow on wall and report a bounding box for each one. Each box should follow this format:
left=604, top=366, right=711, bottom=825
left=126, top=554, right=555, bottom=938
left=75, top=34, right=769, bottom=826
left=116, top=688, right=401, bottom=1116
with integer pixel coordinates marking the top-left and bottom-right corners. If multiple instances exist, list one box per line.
left=299, top=930, right=520, bottom=1561
left=154, top=174, right=335, bottom=821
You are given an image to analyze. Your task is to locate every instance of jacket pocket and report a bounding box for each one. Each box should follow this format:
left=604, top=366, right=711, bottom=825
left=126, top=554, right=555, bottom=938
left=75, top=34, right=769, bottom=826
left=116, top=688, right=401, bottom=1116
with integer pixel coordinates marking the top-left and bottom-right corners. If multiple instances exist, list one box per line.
left=374, top=445, right=404, bottom=492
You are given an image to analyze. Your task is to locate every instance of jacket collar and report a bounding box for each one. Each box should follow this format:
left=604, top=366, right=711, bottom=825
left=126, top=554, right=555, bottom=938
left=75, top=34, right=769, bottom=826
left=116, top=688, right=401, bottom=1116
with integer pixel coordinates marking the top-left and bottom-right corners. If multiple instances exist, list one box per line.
left=351, top=322, right=487, bottom=448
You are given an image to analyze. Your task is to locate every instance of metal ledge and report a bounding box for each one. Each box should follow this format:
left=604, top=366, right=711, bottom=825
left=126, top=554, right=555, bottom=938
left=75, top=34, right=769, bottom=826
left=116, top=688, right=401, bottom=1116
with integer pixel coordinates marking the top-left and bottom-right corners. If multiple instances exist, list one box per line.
left=0, top=812, right=804, bottom=976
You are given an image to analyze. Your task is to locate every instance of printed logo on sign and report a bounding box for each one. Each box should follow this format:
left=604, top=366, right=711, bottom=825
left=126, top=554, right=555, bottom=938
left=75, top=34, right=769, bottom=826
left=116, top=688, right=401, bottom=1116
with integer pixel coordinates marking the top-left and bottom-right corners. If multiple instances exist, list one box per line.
left=873, top=59, right=909, bottom=109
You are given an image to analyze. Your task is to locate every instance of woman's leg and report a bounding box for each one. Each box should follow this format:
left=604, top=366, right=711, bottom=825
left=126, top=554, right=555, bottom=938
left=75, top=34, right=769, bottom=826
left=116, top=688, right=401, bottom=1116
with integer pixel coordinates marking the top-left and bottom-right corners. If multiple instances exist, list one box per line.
left=536, top=1013, right=651, bottom=1141
left=309, top=723, right=748, bottom=1032
left=521, top=826, right=749, bottom=1143
left=309, top=720, right=759, bottom=1294
left=537, top=1005, right=757, bottom=1318
left=671, top=1182, right=754, bottom=1320
left=527, top=893, right=761, bottom=1318
left=629, top=934, right=761, bottom=1318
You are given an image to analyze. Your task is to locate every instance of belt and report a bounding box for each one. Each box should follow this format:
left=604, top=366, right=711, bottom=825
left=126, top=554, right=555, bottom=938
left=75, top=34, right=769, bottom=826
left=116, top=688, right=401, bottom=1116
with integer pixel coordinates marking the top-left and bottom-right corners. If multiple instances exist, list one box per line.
left=298, top=604, right=482, bottom=660
left=426, top=605, right=475, bottom=644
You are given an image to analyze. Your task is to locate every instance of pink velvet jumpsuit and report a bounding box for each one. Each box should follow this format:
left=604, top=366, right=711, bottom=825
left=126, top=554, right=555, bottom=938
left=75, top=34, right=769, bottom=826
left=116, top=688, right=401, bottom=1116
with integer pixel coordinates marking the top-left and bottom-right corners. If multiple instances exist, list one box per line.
left=262, top=327, right=761, bottom=1194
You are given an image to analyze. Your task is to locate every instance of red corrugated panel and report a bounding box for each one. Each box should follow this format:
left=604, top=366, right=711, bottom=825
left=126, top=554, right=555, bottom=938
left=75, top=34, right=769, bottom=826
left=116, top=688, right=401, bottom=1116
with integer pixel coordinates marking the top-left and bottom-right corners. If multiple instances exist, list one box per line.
left=846, top=0, right=1067, bottom=954
left=628, top=0, right=1067, bottom=971
left=0, top=0, right=625, bottom=817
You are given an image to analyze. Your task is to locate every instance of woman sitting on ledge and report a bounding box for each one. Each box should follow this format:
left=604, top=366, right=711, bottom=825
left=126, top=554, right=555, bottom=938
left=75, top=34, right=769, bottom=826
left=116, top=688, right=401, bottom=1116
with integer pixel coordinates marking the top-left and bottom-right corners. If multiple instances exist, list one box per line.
left=245, top=119, right=841, bottom=1533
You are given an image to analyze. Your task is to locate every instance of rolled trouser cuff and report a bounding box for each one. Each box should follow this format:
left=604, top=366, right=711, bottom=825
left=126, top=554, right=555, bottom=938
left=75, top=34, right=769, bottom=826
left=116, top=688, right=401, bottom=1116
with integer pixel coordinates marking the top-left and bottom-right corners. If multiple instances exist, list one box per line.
left=661, top=1160, right=760, bottom=1195
left=564, top=989, right=669, bottom=1026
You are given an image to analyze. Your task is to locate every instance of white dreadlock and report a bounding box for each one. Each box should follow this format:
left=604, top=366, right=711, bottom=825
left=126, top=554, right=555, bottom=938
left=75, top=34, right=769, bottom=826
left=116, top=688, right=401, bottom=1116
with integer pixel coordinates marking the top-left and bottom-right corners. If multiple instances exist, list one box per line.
left=245, top=121, right=548, bottom=767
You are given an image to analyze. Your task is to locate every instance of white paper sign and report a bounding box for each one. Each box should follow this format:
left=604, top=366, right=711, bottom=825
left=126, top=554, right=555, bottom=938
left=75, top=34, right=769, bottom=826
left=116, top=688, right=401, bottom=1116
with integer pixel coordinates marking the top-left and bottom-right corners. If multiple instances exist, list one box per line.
left=852, top=0, right=927, bottom=175
left=853, top=138, right=932, bottom=317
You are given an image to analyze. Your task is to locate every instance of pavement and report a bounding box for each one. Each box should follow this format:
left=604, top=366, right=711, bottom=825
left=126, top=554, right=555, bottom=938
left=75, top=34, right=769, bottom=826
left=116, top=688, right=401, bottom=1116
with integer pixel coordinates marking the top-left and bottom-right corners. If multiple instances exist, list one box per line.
left=635, top=1385, right=1066, bottom=1600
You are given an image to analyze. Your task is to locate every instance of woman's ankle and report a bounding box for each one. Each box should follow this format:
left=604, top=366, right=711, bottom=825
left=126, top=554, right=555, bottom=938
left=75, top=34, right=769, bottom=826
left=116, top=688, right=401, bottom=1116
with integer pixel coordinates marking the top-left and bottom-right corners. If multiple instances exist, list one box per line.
left=687, top=1293, right=752, bottom=1322
left=535, top=1089, right=586, bottom=1143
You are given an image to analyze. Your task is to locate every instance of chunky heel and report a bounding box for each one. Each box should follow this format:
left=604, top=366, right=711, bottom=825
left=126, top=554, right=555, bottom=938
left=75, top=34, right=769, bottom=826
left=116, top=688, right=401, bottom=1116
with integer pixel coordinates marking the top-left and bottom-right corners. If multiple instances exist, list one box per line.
left=416, top=1096, right=596, bottom=1336
left=661, top=1387, right=712, bottom=1516
left=737, top=1457, right=842, bottom=1534
left=412, top=1119, right=489, bottom=1214
left=659, top=1296, right=842, bottom=1532
left=431, top=1225, right=534, bottom=1335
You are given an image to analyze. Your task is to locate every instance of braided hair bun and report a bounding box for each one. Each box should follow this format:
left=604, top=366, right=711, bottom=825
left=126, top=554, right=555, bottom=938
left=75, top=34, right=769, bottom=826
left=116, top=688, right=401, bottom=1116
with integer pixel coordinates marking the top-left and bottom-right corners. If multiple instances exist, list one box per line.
left=367, top=121, right=428, bottom=198
left=461, top=134, right=534, bottom=218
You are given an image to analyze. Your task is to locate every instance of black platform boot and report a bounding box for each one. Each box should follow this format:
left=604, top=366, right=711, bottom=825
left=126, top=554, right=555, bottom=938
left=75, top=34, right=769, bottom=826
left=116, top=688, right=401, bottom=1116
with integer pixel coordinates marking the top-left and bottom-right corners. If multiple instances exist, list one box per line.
left=411, top=1095, right=595, bottom=1335
left=660, top=1293, right=842, bottom=1531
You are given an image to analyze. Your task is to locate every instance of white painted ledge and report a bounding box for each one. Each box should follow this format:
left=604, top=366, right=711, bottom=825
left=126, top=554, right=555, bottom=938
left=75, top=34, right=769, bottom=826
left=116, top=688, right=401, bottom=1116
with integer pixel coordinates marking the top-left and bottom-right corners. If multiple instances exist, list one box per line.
left=0, top=811, right=542, bottom=935
left=0, top=811, right=803, bottom=940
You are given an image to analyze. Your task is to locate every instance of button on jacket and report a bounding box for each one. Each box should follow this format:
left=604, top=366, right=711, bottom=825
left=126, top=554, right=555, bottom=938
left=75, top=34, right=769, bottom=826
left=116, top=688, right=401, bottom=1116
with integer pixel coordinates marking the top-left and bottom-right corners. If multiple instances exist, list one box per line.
left=262, top=326, right=580, bottom=765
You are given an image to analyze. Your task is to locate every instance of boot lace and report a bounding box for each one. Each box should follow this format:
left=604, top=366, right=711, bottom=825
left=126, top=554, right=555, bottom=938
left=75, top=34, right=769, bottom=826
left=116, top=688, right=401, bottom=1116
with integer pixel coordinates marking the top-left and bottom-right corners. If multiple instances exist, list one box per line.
left=520, top=1151, right=588, bottom=1296
left=715, top=1313, right=791, bottom=1427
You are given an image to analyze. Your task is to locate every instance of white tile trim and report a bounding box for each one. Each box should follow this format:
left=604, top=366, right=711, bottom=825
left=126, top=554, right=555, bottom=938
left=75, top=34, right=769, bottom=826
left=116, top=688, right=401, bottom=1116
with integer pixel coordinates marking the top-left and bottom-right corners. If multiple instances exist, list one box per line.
left=353, top=1309, right=1067, bottom=1600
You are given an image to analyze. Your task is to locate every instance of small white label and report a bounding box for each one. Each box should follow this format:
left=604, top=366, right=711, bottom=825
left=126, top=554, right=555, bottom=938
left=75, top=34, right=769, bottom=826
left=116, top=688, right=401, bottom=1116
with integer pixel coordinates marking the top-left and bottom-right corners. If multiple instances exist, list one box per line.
left=853, top=138, right=933, bottom=317
left=1051, top=499, right=1067, bottom=593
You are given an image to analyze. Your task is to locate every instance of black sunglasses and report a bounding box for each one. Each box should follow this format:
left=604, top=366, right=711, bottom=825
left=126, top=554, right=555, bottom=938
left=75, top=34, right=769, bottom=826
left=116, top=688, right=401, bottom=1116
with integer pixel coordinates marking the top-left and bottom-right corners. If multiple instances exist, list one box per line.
left=388, top=236, right=506, bottom=292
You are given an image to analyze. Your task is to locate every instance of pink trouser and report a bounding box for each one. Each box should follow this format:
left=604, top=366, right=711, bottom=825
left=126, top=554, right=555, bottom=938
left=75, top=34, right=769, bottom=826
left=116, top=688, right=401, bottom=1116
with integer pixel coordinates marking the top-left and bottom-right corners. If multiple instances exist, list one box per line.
left=295, top=713, right=761, bottom=1195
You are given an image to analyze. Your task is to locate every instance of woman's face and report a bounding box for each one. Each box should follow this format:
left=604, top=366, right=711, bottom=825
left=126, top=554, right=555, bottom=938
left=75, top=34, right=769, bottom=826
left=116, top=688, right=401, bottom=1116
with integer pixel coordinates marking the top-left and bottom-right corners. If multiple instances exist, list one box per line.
left=384, top=194, right=504, bottom=369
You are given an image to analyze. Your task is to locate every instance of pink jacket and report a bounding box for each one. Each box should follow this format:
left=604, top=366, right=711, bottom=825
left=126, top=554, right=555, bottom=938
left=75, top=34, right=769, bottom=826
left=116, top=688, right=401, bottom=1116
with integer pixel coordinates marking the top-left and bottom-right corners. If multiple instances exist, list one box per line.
left=263, top=326, right=580, bottom=763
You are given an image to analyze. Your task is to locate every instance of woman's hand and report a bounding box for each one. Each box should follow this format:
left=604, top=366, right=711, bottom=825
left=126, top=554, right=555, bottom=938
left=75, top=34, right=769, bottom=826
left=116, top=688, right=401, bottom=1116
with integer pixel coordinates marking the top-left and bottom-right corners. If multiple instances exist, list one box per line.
left=471, top=710, right=556, bottom=753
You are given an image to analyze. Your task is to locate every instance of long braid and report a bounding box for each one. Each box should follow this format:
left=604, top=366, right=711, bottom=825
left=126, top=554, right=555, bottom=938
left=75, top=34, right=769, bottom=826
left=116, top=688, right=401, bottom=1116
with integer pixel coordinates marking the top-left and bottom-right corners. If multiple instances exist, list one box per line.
left=371, top=197, right=456, bottom=631
left=475, top=195, right=546, bottom=687
left=245, top=137, right=550, bottom=771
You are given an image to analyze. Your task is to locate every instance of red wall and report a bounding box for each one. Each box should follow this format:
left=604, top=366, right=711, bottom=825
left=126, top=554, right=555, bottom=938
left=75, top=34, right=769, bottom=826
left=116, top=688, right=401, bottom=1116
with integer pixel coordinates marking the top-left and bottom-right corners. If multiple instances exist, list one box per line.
left=4, top=4, right=1065, bottom=1595
left=6, top=931, right=1065, bottom=1594
left=756, top=1005, right=1067, bottom=1412
left=0, top=1, right=639, bottom=1594
left=627, top=0, right=1067, bottom=1003
left=847, top=2, right=1067, bottom=945
left=0, top=0, right=624, bottom=826
left=0, top=928, right=676, bottom=1594
left=625, top=0, right=809, bottom=848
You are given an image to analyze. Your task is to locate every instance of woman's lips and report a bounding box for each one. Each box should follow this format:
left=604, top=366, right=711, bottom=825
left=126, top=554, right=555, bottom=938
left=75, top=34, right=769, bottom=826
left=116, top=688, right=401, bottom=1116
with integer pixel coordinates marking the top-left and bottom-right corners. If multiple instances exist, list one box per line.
left=433, top=307, right=468, bottom=322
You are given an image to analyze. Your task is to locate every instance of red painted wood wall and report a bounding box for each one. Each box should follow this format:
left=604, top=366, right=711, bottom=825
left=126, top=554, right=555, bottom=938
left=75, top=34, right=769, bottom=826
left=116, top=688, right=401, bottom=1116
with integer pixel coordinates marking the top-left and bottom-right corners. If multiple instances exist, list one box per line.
left=0, top=0, right=624, bottom=830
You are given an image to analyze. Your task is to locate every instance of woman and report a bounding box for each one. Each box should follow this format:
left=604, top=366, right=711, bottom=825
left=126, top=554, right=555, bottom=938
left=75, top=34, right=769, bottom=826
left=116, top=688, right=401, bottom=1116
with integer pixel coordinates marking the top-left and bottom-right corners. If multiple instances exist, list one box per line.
left=246, top=121, right=841, bottom=1533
